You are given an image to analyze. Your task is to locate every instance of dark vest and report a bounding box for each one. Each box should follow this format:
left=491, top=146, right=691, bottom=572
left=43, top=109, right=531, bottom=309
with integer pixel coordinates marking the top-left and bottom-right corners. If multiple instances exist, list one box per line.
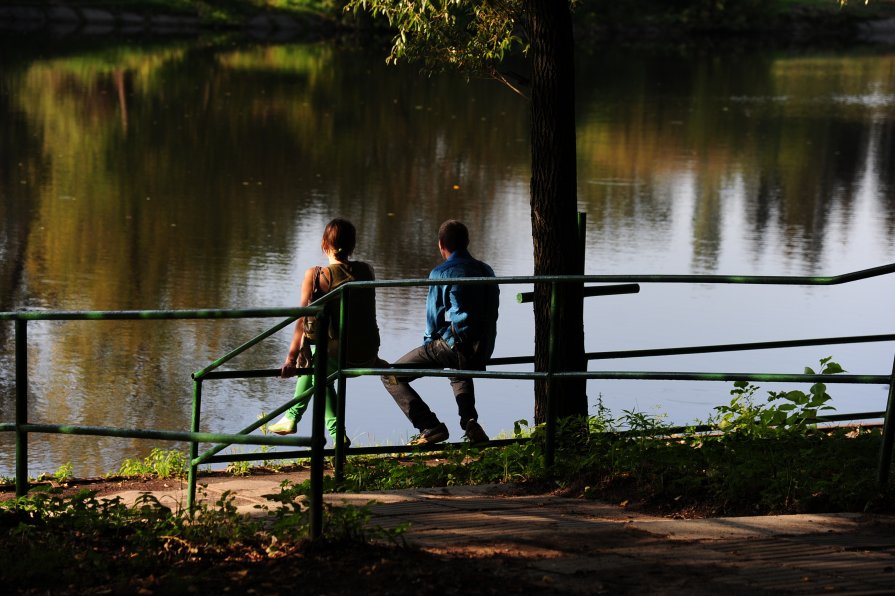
left=303, top=261, right=380, bottom=365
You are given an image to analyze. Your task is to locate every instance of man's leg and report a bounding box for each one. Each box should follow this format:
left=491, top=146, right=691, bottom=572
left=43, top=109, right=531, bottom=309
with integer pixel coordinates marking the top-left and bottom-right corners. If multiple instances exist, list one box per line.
left=450, top=342, right=488, bottom=441
left=382, top=341, right=453, bottom=432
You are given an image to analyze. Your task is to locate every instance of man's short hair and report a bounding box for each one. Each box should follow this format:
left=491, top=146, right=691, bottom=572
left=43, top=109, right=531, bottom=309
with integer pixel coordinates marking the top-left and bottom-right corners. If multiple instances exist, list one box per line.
left=438, top=220, right=469, bottom=253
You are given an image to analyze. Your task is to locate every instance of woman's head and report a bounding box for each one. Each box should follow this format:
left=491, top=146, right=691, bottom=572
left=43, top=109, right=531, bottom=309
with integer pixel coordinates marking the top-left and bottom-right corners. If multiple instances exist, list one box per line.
left=321, top=218, right=356, bottom=260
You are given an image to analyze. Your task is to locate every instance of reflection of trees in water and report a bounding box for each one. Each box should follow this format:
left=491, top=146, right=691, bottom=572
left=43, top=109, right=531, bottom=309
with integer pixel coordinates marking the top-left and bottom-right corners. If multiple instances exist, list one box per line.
left=575, top=46, right=895, bottom=271
left=0, top=68, right=43, bottom=422
left=874, top=119, right=895, bottom=239
left=0, top=76, right=41, bottom=315
left=3, top=40, right=894, bottom=474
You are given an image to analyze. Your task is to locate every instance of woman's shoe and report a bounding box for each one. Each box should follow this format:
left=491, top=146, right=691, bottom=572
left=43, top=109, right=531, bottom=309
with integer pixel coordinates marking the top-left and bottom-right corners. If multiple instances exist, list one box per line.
left=268, top=415, right=297, bottom=435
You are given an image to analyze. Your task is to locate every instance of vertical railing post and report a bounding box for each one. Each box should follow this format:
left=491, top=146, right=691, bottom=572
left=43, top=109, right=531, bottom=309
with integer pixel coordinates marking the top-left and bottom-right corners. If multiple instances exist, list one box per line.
left=15, top=318, right=29, bottom=497
left=310, top=311, right=329, bottom=539
left=545, top=282, right=560, bottom=470
left=334, top=290, right=349, bottom=483
left=877, top=353, right=895, bottom=486
left=577, top=212, right=586, bottom=270
left=187, top=377, right=203, bottom=512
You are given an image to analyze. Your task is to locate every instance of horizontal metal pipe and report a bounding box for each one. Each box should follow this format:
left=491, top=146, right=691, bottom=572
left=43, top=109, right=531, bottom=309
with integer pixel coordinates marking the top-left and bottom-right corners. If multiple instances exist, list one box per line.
left=516, top=283, right=640, bottom=304
left=199, top=439, right=527, bottom=464
left=586, top=333, right=895, bottom=361
left=344, top=366, right=547, bottom=380
left=17, top=424, right=313, bottom=447
left=8, top=414, right=883, bottom=448
left=339, top=367, right=889, bottom=386
left=0, top=307, right=318, bottom=321
left=551, top=372, right=890, bottom=384
left=292, top=261, right=895, bottom=292
left=816, top=411, right=885, bottom=422
left=2, top=262, right=893, bottom=323
left=189, top=334, right=895, bottom=374
left=200, top=368, right=299, bottom=380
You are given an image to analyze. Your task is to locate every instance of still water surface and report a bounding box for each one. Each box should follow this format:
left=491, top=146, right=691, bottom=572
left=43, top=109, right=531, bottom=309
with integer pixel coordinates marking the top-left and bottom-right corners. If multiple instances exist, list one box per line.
left=1, top=39, right=894, bottom=477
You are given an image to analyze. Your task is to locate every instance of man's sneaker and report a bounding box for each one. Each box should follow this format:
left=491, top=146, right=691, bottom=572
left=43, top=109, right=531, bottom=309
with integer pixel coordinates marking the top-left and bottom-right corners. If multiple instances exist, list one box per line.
left=409, top=422, right=449, bottom=446
left=268, top=415, right=297, bottom=435
left=463, top=420, right=489, bottom=444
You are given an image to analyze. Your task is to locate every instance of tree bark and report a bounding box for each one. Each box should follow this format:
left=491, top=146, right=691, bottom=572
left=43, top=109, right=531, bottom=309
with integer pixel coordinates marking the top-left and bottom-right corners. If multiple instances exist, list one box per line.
left=526, top=0, right=586, bottom=423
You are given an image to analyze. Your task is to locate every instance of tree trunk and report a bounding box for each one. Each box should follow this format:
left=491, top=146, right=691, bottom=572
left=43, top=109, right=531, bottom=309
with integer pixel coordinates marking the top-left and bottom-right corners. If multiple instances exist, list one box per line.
left=526, top=0, right=586, bottom=424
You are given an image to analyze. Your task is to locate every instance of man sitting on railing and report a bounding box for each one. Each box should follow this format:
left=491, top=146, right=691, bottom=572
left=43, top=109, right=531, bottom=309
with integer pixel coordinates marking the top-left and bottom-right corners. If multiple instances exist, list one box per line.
left=382, top=219, right=499, bottom=445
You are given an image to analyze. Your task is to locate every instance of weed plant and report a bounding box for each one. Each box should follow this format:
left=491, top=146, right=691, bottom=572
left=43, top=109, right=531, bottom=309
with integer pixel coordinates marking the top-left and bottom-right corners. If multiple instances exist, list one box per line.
left=332, top=358, right=894, bottom=515
left=0, top=479, right=404, bottom=592
left=117, top=447, right=188, bottom=479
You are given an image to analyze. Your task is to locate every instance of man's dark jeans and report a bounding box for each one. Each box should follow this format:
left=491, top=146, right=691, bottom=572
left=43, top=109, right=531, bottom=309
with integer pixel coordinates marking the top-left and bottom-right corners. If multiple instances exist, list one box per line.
left=381, top=338, right=485, bottom=432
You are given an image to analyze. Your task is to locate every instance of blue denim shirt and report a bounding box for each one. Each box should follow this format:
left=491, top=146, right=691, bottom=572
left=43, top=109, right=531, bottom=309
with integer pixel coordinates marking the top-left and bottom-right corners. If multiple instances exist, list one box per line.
left=424, top=248, right=499, bottom=358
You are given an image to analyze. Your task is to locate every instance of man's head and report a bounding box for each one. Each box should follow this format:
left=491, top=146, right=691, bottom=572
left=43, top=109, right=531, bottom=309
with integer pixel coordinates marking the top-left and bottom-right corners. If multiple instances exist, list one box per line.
left=437, top=219, right=469, bottom=255
left=321, top=218, right=356, bottom=260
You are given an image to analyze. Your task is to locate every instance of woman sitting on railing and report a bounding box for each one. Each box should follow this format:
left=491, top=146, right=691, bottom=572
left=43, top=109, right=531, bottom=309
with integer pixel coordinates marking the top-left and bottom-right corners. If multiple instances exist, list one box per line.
left=268, top=218, right=386, bottom=446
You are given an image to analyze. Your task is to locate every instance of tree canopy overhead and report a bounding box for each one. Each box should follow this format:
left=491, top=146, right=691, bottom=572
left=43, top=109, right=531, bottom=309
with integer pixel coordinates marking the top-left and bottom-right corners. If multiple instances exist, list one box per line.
left=348, top=0, right=526, bottom=70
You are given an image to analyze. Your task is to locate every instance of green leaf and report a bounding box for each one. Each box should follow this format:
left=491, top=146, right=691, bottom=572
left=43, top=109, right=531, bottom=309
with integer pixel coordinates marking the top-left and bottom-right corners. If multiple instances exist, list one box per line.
left=822, top=361, right=845, bottom=375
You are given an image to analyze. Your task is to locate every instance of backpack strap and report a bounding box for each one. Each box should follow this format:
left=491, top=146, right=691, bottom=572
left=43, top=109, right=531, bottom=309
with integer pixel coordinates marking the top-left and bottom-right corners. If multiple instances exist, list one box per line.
left=311, top=266, right=330, bottom=302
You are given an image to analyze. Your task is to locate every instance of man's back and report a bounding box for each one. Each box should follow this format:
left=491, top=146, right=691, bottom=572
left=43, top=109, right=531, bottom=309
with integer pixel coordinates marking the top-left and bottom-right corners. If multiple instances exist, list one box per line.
left=427, top=248, right=499, bottom=358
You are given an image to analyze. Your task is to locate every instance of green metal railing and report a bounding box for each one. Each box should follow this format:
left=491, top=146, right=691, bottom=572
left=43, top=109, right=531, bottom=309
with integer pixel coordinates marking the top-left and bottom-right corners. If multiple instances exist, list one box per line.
left=3, top=262, right=895, bottom=539
left=0, top=307, right=331, bottom=537
left=176, top=261, right=895, bottom=493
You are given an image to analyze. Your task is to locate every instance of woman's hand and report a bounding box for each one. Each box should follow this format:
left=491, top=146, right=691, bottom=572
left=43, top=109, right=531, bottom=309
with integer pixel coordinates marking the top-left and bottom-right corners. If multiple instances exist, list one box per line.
left=280, top=360, right=299, bottom=378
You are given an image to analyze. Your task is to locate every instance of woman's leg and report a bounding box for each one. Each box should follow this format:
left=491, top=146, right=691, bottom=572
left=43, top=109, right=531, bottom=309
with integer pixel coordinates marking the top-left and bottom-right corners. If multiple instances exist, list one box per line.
left=271, top=364, right=340, bottom=443
left=269, top=374, right=314, bottom=435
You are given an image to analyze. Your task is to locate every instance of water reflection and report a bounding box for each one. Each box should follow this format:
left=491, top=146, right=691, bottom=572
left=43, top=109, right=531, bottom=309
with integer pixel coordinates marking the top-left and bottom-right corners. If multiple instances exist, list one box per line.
left=0, top=39, right=893, bottom=477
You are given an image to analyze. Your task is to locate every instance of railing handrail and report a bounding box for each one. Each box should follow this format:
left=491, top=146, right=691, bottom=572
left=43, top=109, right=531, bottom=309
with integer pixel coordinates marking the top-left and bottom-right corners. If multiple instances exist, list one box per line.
left=306, top=261, right=895, bottom=291
left=0, top=306, right=319, bottom=321
left=3, top=261, right=894, bottom=538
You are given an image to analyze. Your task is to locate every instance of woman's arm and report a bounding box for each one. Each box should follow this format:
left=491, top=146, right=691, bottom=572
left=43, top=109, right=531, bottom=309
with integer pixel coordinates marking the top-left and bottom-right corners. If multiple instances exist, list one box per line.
left=280, top=266, right=317, bottom=377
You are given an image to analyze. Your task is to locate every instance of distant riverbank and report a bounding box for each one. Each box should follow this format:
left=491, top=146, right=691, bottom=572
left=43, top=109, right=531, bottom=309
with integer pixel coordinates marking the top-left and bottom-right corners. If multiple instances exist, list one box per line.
left=0, top=3, right=340, bottom=39
left=2, top=1, right=895, bottom=45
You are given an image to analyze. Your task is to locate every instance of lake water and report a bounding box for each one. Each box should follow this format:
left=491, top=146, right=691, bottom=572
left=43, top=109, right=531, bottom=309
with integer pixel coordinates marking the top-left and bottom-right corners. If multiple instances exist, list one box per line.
left=1, top=37, right=894, bottom=478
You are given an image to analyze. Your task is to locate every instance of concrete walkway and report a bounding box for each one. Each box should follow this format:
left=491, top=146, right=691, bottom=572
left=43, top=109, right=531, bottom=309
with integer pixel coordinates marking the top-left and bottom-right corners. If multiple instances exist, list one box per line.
left=108, top=472, right=895, bottom=594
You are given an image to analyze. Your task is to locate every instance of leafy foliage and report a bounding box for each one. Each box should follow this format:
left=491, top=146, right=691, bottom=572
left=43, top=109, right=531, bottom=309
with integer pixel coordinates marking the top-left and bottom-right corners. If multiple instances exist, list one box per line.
left=328, top=358, right=893, bottom=515
left=712, top=356, right=843, bottom=438
left=344, top=0, right=526, bottom=75
left=0, top=480, right=404, bottom=592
